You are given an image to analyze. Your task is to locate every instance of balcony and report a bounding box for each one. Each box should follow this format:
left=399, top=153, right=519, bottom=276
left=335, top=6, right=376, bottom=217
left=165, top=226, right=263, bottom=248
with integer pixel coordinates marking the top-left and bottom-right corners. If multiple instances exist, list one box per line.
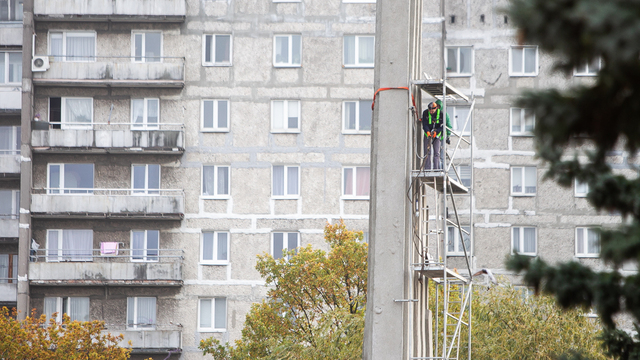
left=103, top=325, right=182, bottom=354
left=0, top=23, right=22, bottom=47
left=0, top=87, right=21, bottom=114
left=31, top=189, right=185, bottom=220
left=32, top=123, right=184, bottom=154
left=0, top=217, right=18, bottom=238
left=0, top=152, right=20, bottom=179
left=32, top=56, right=185, bottom=88
left=0, top=282, right=17, bottom=303
left=29, top=248, right=183, bottom=286
left=34, top=0, right=186, bottom=22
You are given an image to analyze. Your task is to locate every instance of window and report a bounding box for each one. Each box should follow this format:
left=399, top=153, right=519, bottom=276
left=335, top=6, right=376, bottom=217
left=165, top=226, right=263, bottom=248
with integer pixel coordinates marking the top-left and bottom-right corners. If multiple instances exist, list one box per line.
left=202, top=100, right=229, bottom=131
left=510, top=46, right=538, bottom=76
left=44, top=297, right=90, bottom=323
left=448, top=165, right=471, bottom=187
left=575, top=179, right=589, bottom=197
left=127, top=297, right=156, bottom=329
left=0, top=254, right=17, bottom=283
left=342, top=166, right=370, bottom=198
left=0, top=52, right=21, bottom=84
left=344, top=35, right=374, bottom=67
left=198, top=298, right=226, bottom=331
left=447, top=226, right=471, bottom=256
left=46, top=229, right=93, bottom=262
left=272, top=232, right=299, bottom=260
left=343, top=100, right=372, bottom=134
left=576, top=227, right=600, bottom=257
left=446, top=47, right=472, bottom=76
left=201, top=231, right=229, bottom=265
left=49, top=31, right=96, bottom=62
left=203, top=34, right=232, bottom=66
left=510, top=108, right=535, bottom=135
left=48, top=97, right=93, bottom=129
left=575, top=58, right=602, bottom=76
left=47, top=163, right=94, bottom=194
left=512, top=227, right=537, bottom=256
left=272, top=165, right=299, bottom=198
left=202, top=165, right=230, bottom=198
left=0, top=0, right=23, bottom=21
left=132, top=31, right=161, bottom=63
left=0, top=190, right=19, bottom=219
left=511, top=166, right=536, bottom=195
left=131, top=98, right=159, bottom=129
left=0, top=126, right=20, bottom=154
left=132, top=164, right=160, bottom=195
left=273, top=35, right=301, bottom=67
left=446, top=106, right=471, bottom=135
left=131, top=230, right=159, bottom=262
left=271, top=100, right=300, bottom=132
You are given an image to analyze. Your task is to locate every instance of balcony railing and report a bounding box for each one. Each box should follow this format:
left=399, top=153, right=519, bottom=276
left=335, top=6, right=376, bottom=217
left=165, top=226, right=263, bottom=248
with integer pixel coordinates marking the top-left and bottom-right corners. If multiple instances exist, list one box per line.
left=0, top=282, right=17, bottom=303
left=32, top=56, right=185, bottom=88
left=0, top=151, right=20, bottom=178
left=0, top=87, right=21, bottom=111
left=102, top=324, right=182, bottom=353
left=32, top=122, right=184, bottom=154
left=0, top=217, right=19, bottom=238
left=34, top=0, right=186, bottom=22
left=30, top=248, right=183, bottom=286
left=31, top=188, right=185, bottom=220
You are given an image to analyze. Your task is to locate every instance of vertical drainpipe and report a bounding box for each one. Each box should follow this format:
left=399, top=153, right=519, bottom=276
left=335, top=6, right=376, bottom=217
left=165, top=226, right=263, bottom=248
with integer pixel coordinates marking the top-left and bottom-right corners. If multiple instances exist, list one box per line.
left=17, top=0, right=34, bottom=320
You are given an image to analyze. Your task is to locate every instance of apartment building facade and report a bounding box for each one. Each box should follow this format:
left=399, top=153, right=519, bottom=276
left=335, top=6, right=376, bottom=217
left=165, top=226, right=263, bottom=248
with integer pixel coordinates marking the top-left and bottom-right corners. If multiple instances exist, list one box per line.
left=0, top=0, right=625, bottom=358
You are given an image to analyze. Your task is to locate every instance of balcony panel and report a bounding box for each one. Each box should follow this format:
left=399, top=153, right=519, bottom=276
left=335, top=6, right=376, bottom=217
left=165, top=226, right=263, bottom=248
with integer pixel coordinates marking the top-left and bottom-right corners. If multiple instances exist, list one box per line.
left=31, top=191, right=185, bottom=220
left=33, top=60, right=184, bottom=88
left=0, top=88, right=21, bottom=112
left=0, top=283, right=17, bottom=303
left=102, top=327, right=182, bottom=353
left=0, top=218, right=18, bottom=238
left=34, top=0, right=186, bottom=21
left=0, top=24, right=22, bottom=47
left=0, top=154, right=20, bottom=179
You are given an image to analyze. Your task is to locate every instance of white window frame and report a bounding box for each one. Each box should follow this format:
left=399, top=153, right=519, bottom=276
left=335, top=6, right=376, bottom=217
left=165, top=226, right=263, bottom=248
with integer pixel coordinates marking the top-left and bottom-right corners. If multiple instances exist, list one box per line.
left=50, top=97, right=93, bottom=130
left=576, top=227, right=600, bottom=257
left=342, top=100, right=372, bottom=134
left=446, top=105, right=472, bottom=136
left=201, top=165, right=230, bottom=199
left=511, top=226, right=537, bottom=256
left=202, top=34, right=233, bottom=66
left=131, top=230, right=159, bottom=262
left=200, top=231, right=229, bottom=265
left=510, top=108, right=535, bottom=136
left=127, top=297, right=156, bottom=330
left=342, top=166, right=371, bottom=199
left=447, top=226, right=471, bottom=256
left=448, top=165, right=471, bottom=188
left=574, top=58, right=602, bottom=76
left=44, top=297, right=90, bottom=323
left=201, top=99, right=230, bottom=132
left=131, top=164, right=160, bottom=195
left=131, top=98, right=159, bottom=130
left=343, top=35, right=375, bottom=68
left=270, top=100, right=300, bottom=133
left=0, top=125, right=20, bottom=154
left=131, top=31, right=163, bottom=63
left=48, top=31, right=96, bottom=62
left=575, top=179, right=589, bottom=197
left=271, top=165, right=300, bottom=199
left=47, top=163, right=94, bottom=195
left=511, top=166, right=537, bottom=196
left=0, top=0, right=23, bottom=21
left=198, top=298, right=227, bottom=332
left=446, top=46, right=473, bottom=76
left=271, top=232, right=300, bottom=260
left=0, top=51, right=21, bottom=85
left=273, top=34, right=301, bottom=67
left=509, top=46, right=538, bottom=77
left=45, top=229, right=93, bottom=262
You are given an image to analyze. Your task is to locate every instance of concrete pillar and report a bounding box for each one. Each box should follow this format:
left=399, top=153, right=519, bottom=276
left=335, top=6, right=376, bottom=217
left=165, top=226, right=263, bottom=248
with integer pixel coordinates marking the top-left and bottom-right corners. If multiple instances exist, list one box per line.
left=364, top=0, right=421, bottom=358
left=17, top=0, right=34, bottom=320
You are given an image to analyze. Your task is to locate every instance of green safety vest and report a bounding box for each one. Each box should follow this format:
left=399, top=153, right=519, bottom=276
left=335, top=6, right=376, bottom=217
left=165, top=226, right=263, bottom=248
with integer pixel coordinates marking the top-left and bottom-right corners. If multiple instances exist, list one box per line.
left=425, top=109, right=443, bottom=138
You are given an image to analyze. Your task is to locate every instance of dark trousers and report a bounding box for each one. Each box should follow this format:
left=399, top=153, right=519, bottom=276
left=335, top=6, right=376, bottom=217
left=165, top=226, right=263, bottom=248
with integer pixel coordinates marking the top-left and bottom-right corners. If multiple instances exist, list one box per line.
left=423, top=136, right=442, bottom=170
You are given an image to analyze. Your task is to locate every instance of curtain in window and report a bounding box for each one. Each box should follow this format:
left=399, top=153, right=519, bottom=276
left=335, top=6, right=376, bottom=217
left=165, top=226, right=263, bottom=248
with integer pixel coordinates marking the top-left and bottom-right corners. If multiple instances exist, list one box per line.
left=214, top=298, right=226, bottom=329
left=524, top=167, right=536, bottom=193
left=286, top=166, right=298, bottom=195
left=137, top=297, right=156, bottom=327
left=343, top=168, right=353, bottom=195
left=511, top=109, right=521, bottom=133
left=512, top=168, right=522, bottom=193
left=587, top=229, right=599, bottom=254
left=0, top=127, right=11, bottom=152
left=524, top=109, right=535, bottom=132
left=68, top=297, right=90, bottom=322
left=272, top=101, right=284, bottom=129
left=62, top=229, right=92, bottom=261
left=134, top=33, right=143, bottom=62
left=66, top=34, right=95, bottom=61
left=8, top=52, right=21, bottom=83
left=147, top=230, right=159, bottom=261
left=358, top=37, right=374, bottom=64
left=512, top=48, right=523, bottom=73
left=132, top=99, right=144, bottom=127
left=202, top=166, right=215, bottom=196
left=512, top=228, right=520, bottom=252
left=0, top=254, right=8, bottom=283
left=217, top=166, right=229, bottom=195
left=12, top=0, right=21, bottom=21
left=65, top=98, right=92, bottom=126
left=133, top=230, right=146, bottom=261
left=275, top=36, right=288, bottom=64
left=358, top=101, right=372, bottom=131
left=217, top=100, right=228, bottom=128
left=273, top=233, right=284, bottom=259
left=344, top=36, right=355, bottom=65
left=215, top=35, right=231, bottom=63
left=523, top=228, right=536, bottom=253
left=50, top=33, right=63, bottom=61
left=217, top=233, right=228, bottom=261
left=355, top=167, right=370, bottom=196
left=144, top=33, right=161, bottom=62
left=287, top=101, right=298, bottom=129
left=200, top=299, right=212, bottom=328
left=63, top=164, right=94, bottom=194
left=147, top=99, right=159, bottom=126
left=44, top=297, right=59, bottom=322
left=47, top=230, right=59, bottom=261
left=344, top=102, right=356, bottom=130
left=273, top=166, right=284, bottom=196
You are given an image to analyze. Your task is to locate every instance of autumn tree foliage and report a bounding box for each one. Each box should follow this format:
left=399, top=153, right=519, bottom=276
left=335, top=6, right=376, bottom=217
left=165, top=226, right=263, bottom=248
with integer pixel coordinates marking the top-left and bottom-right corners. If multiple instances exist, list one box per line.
left=0, top=307, right=130, bottom=360
left=200, top=220, right=367, bottom=360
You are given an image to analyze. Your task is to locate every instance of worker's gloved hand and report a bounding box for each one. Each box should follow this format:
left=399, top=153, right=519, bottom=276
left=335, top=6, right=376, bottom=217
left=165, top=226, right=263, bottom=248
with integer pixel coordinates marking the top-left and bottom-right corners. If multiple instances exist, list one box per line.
left=432, top=132, right=437, bottom=138
left=446, top=138, right=451, bottom=144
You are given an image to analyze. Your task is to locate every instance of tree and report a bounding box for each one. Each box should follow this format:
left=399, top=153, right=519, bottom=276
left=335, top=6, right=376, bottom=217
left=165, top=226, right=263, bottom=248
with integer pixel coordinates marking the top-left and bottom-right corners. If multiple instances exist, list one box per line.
left=505, top=0, right=640, bottom=358
left=200, top=220, right=367, bottom=360
left=0, top=307, right=131, bottom=360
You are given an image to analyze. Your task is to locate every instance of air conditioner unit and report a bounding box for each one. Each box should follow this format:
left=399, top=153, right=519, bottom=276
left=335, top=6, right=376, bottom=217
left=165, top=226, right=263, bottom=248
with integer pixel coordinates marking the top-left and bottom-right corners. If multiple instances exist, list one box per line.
left=32, top=56, right=50, bottom=72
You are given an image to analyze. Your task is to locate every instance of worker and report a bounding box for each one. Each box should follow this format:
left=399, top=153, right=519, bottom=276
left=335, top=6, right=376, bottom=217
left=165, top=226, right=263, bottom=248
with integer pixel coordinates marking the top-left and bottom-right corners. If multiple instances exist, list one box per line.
left=421, top=99, right=451, bottom=170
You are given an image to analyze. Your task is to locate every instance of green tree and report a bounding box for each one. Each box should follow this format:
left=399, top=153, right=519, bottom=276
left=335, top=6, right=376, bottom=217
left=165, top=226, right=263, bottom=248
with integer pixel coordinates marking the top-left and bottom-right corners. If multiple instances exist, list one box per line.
left=505, top=0, right=640, bottom=358
left=200, top=220, right=367, bottom=360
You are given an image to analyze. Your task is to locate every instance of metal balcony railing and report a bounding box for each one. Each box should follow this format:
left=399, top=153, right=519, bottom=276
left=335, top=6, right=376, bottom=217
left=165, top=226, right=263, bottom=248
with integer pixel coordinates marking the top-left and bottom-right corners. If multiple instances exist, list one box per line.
left=31, top=248, right=184, bottom=263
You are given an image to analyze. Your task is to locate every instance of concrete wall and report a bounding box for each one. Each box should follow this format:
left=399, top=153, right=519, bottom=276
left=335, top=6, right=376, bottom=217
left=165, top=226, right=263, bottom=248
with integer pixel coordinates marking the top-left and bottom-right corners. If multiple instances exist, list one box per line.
left=32, top=129, right=184, bottom=149
left=0, top=283, right=17, bottom=302
left=33, top=61, right=185, bottom=85
left=34, top=0, right=186, bottom=17
left=30, top=261, right=182, bottom=283
left=0, top=219, right=19, bottom=238
left=31, top=193, right=184, bottom=216
left=0, top=89, right=22, bottom=110
left=0, top=155, right=21, bottom=175
left=0, top=24, right=22, bottom=46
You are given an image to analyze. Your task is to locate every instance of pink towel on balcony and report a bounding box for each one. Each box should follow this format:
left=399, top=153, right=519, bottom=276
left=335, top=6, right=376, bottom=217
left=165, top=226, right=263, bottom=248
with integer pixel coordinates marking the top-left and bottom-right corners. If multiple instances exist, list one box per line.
left=100, top=242, right=119, bottom=255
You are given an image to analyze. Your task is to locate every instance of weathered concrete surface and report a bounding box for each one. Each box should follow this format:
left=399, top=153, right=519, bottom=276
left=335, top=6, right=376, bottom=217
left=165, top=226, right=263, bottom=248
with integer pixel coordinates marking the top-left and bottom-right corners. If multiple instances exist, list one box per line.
left=29, top=261, right=182, bottom=284
left=0, top=89, right=21, bottom=110
left=0, top=283, right=17, bottom=302
left=34, top=0, right=186, bottom=17
left=103, top=329, right=182, bottom=350
left=0, top=155, right=21, bottom=176
left=0, top=219, right=19, bottom=238
left=32, top=129, right=184, bottom=150
left=0, top=25, right=22, bottom=46
left=31, top=193, right=184, bottom=217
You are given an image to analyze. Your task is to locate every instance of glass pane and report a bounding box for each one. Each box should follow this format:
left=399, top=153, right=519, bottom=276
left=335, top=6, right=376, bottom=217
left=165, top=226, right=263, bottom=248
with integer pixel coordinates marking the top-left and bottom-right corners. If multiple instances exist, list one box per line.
left=344, top=102, right=356, bottom=130
left=461, top=226, right=471, bottom=253
left=524, top=167, right=537, bottom=193
left=0, top=0, right=7, bottom=20
left=8, top=52, right=21, bottom=83
left=587, top=229, right=599, bottom=254
left=0, top=127, right=10, bottom=151
left=588, top=58, right=600, bottom=73
left=132, top=231, right=144, bottom=260
left=0, top=53, right=4, bottom=83
left=275, top=36, right=288, bottom=64
left=287, top=101, right=298, bottom=129
left=511, top=108, right=521, bottom=133
left=217, top=166, right=229, bottom=195
left=343, top=168, right=353, bottom=195
left=288, top=233, right=298, bottom=255
left=447, top=227, right=455, bottom=252
left=14, top=0, right=22, bottom=21
left=291, top=35, right=301, bottom=65
left=127, top=297, right=135, bottom=326
left=134, top=34, right=143, bottom=62
left=0, top=254, right=8, bottom=283
left=133, top=165, right=146, bottom=191
left=45, top=297, right=59, bottom=322
left=524, top=109, right=535, bottom=132
left=147, top=99, right=159, bottom=126
left=272, top=101, right=284, bottom=129
left=204, top=35, right=212, bottom=63
left=50, top=33, right=63, bottom=61
left=576, top=228, right=584, bottom=254
left=202, top=232, right=214, bottom=261
left=202, top=166, right=215, bottom=196
left=214, top=298, right=226, bottom=329
left=512, top=228, right=520, bottom=252
left=358, top=100, right=372, bottom=131
left=456, top=107, right=471, bottom=134
left=273, top=166, right=284, bottom=196
left=524, top=47, right=536, bottom=74
left=49, top=164, right=60, bottom=192
left=512, top=168, right=522, bottom=193
left=48, top=230, right=59, bottom=260
left=66, top=34, right=95, bottom=61
left=355, top=167, right=370, bottom=196
left=199, top=299, right=212, bottom=328
left=460, top=47, right=472, bottom=73
left=203, top=100, right=214, bottom=128
left=447, top=48, right=457, bottom=73
left=65, top=98, right=92, bottom=126
left=273, top=233, right=284, bottom=259
left=132, top=99, right=144, bottom=127
left=575, top=62, right=588, bottom=74
left=217, top=233, right=228, bottom=261
left=146, top=230, right=159, bottom=261
left=358, top=36, right=374, bottom=65
left=0, top=191, right=10, bottom=219
left=287, top=166, right=298, bottom=195
left=344, top=36, right=355, bottom=65
left=523, top=228, right=536, bottom=253
left=217, top=100, right=228, bottom=129
left=576, top=180, right=588, bottom=195
left=144, top=33, right=161, bottom=62
left=63, top=164, right=93, bottom=193
left=68, top=297, right=90, bottom=322
left=215, top=35, right=231, bottom=63
left=512, top=48, right=523, bottom=73
left=148, top=165, right=160, bottom=193
left=62, top=229, right=92, bottom=261
left=137, top=297, right=156, bottom=327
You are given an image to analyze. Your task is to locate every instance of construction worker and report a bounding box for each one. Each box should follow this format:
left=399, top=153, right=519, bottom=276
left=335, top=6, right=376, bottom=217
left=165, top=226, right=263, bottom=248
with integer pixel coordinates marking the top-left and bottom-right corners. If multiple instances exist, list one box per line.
left=421, top=99, right=451, bottom=170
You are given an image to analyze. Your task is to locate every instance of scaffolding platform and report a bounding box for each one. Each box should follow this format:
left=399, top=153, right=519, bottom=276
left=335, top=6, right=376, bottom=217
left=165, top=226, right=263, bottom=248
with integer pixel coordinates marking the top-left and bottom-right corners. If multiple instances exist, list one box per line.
left=413, top=79, right=469, bottom=102
left=413, top=264, right=469, bottom=284
left=411, top=170, right=469, bottom=194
